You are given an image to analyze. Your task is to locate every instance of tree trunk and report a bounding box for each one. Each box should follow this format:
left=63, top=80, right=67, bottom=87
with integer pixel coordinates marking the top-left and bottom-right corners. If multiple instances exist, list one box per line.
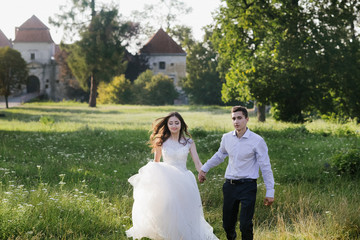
left=88, top=74, right=97, bottom=107
left=5, top=95, right=9, bottom=109
left=257, top=102, right=266, bottom=122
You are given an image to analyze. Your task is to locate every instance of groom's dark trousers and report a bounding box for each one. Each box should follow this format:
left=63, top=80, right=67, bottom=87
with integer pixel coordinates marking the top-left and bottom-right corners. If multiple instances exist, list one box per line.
left=222, top=179, right=257, bottom=240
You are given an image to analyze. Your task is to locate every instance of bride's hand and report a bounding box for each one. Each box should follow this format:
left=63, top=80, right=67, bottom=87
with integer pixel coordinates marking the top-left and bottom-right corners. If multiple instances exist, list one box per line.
left=198, top=170, right=207, bottom=183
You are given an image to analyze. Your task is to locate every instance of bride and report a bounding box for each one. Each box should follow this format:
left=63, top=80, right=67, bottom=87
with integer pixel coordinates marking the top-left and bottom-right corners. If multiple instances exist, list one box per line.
left=126, top=112, right=218, bottom=240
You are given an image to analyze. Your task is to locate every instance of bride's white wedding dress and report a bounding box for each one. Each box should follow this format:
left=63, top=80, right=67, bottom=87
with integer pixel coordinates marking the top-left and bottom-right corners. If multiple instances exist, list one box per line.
left=126, top=138, right=218, bottom=240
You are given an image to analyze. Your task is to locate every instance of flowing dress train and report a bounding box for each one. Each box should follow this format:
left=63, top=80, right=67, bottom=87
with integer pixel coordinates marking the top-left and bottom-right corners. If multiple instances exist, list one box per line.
left=126, top=138, right=218, bottom=240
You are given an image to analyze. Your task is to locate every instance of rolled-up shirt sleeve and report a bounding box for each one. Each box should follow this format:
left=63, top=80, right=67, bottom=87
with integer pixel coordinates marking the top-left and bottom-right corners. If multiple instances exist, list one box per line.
left=255, top=138, right=275, bottom=198
left=201, top=135, right=228, bottom=173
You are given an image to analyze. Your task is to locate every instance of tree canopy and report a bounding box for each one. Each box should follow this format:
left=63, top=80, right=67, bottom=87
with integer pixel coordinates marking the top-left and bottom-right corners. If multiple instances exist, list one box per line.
left=0, top=47, right=28, bottom=108
left=181, top=29, right=223, bottom=105
left=212, top=0, right=360, bottom=122
left=52, top=0, right=137, bottom=107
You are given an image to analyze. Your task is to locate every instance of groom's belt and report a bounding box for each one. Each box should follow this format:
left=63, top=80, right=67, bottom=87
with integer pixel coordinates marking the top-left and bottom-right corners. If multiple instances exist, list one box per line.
left=226, top=178, right=257, bottom=184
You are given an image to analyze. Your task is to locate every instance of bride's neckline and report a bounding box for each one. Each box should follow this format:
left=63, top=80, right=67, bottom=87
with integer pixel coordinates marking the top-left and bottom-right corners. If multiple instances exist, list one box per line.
left=167, top=137, right=187, bottom=144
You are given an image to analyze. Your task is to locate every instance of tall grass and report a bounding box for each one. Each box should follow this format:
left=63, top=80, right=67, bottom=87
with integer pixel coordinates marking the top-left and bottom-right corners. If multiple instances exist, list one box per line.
left=0, top=102, right=359, bottom=239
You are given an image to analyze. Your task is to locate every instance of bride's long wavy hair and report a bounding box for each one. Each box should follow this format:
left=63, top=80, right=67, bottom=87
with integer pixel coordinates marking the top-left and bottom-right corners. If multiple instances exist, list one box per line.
left=149, top=112, right=191, bottom=151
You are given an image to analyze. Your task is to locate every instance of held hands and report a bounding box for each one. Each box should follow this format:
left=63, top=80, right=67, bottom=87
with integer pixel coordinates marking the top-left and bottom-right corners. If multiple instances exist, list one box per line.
left=264, top=197, right=274, bottom=206
left=198, top=170, right=207, bottom=183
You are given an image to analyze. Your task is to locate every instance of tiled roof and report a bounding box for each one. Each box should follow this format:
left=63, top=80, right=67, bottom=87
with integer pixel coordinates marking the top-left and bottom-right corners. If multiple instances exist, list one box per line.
left=140, top=28, right=186, bottom=55
left=13, top=15, right=54, bottom=43
left=0, top=29, right=11, bottom=47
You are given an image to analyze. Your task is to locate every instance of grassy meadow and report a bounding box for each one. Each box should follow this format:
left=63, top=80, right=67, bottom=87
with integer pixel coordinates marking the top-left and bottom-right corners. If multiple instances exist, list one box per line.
left=0, top=102, right=359, bottom=239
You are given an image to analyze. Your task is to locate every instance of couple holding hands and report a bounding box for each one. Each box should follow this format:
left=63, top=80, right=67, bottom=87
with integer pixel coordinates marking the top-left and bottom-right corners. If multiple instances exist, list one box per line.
left=126, top=106, right=274, bottom=240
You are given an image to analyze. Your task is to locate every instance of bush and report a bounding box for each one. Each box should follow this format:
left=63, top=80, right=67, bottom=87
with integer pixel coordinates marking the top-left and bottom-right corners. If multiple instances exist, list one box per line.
left=331, top=148, right=360, bottom=176
left=97, top=75, right=132, bottom=104
left=145, top=74, right=178, bottom=105
left=133, top=70, right=178, bottom=105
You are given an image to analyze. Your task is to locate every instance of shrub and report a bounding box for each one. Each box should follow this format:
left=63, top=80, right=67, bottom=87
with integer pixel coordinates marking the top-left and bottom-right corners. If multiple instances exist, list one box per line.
left=132, top=70, right=153, bottom=104
left=331, top=148, right=360, bottom=176
left=97, top=75, right=132, bottom=104
left=145, top=73, right=178, bottom=105
left=132, top=70, right=178, bottom=105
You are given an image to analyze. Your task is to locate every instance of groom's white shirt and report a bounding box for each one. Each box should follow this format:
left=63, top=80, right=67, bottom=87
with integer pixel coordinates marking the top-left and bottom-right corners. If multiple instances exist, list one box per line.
left=201, top=129, right=275, bottom=198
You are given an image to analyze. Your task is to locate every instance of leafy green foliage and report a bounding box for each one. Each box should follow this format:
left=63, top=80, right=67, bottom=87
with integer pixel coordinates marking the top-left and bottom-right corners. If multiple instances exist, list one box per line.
left=133, top=70, right=178, bottom=105
left=124, top=53, right=149, bottom=82
left=181, top=30, right=223, bottom=105
left=52, top=0, right=140, bottom=107
left=62, top=9, right=128, bottom=107
left=0, top=47, right=28, bottom=108
left=331, top=148, right=360, bottom=176
left=212, top=0, right=360, bottom=122
left=97, top=75, right=132, bottom=104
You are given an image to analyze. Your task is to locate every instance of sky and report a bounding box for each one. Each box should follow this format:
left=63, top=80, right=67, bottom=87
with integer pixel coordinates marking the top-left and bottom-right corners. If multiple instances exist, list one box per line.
left=0, top=0, right=222, bottom=45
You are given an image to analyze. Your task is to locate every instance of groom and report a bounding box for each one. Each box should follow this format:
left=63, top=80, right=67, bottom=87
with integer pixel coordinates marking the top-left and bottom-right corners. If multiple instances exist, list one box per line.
left=198, top=106, right=275, bottom=240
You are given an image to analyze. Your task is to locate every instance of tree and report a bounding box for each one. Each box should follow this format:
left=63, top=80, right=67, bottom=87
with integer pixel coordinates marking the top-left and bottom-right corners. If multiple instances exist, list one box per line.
left=0, top=47, right=28, bottom=108
left=128, top=0, right=192, bottom=52
left=311, top=0, right=360, bottom=120
left=51, top=0, right=139, bottom=107
left=131, top=0, right=192, bottom=32
left=212, top=0, right=283, bottom=121
left=124, top=52, right=149, bottom=82
left=168, top=25, right=196, bottom=51
left=181, top=29, right=223, bottom=105
left=212, top=0, right=360, bottom=122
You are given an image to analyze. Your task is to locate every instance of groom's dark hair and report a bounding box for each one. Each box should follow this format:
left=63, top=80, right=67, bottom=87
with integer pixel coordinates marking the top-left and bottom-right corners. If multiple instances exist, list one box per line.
left=231, top=106, right=248, bottom=118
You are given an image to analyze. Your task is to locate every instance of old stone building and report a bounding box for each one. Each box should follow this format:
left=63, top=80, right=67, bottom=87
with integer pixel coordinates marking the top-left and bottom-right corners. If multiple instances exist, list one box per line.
left=0, top=29, right=12, bottom=47
left=140, top=28, right=187, bottom=103
left=140, top=28, right=186, bottom=90
left=1, top=17, right=187, bottom=102
left=12, top=15, right=60, bottom=99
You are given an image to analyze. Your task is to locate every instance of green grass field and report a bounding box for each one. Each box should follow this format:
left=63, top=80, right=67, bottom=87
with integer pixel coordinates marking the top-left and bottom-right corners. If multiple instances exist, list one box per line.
left=0, top=102, right=359, bottom=239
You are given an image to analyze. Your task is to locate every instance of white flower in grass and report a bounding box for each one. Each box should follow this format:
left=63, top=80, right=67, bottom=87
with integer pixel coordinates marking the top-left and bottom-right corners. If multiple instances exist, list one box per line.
left=59, top=174, right=65, bottom=178
left=37, top=165, right=41, bottom=169
left=59, top=181, right=66, bottom=185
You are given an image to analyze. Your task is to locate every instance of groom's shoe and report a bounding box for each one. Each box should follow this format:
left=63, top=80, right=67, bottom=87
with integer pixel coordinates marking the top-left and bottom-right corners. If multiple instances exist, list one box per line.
left=226, top=231, right=236, bottom=240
